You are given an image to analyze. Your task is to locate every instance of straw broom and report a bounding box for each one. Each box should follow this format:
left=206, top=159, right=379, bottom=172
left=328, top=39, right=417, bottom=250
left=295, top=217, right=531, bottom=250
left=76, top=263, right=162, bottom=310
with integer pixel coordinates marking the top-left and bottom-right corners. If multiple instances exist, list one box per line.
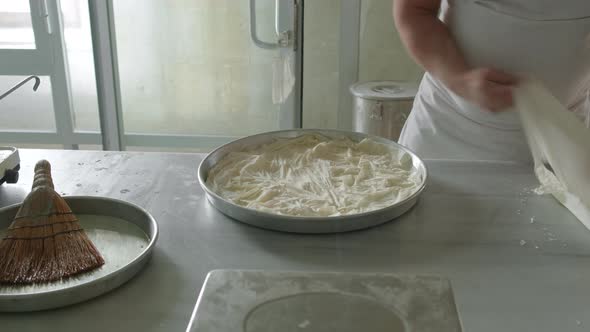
left=0, top=160, right=104, bottom=284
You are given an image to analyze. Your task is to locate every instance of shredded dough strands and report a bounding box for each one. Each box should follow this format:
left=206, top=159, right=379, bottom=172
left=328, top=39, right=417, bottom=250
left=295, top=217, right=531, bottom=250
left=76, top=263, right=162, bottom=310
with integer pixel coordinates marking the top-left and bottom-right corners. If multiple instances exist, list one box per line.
left=207, top=134, right=421, bottom=217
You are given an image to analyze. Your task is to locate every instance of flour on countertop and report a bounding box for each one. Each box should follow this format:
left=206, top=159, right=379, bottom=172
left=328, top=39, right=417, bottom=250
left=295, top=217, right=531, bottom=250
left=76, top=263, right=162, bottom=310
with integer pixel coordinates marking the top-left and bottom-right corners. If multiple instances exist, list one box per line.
left=532, top=165, right=566, bottom=196
left=206, top=134, right=423, bottom=217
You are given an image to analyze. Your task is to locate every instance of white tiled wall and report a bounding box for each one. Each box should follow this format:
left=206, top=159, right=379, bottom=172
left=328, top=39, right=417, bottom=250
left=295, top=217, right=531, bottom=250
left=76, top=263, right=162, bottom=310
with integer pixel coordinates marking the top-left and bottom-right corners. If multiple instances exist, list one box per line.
left=302, top=0, right=424, bottom=129
left=359, top=0, right=424, bottom=82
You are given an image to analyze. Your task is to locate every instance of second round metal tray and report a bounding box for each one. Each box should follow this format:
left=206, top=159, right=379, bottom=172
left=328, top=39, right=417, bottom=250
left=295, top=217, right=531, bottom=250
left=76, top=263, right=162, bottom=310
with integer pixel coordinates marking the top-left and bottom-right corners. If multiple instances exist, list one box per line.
left=0, top=196, right=158, bottom=312
left=198, top=129, right=427, bottom=233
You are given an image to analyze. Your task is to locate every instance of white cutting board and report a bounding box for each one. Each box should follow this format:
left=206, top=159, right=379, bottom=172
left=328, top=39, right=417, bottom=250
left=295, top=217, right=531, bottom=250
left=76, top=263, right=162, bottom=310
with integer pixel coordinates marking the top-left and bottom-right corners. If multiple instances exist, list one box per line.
left=186, top=270, right=462, bottom=332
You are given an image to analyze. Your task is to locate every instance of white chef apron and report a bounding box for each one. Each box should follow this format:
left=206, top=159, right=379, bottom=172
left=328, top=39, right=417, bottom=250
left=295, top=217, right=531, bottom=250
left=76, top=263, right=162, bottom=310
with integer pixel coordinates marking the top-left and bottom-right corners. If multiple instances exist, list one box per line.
left=398, top=0, right=590, bottom=164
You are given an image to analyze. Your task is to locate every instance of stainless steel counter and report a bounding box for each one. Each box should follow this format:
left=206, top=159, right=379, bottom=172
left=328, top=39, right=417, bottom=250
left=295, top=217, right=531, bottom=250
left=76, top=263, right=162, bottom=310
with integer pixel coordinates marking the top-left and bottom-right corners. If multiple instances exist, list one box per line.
left=1, top=149, right=589, bottom=331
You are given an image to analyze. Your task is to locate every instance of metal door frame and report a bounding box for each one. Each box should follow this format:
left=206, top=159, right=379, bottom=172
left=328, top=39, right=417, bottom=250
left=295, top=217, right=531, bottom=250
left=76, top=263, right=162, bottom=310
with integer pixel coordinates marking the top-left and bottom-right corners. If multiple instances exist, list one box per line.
left=337, top=0, right=361, bottom=131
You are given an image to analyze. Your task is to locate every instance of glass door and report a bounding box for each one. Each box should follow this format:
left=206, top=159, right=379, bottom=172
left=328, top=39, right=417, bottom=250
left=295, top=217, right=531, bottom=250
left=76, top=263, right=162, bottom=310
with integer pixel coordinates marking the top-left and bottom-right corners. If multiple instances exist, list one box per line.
left=0, top=0, right=423, bottom=151
left=0, top=0, right=79, bottom=149
left=98, top=0, right=302, bottom=151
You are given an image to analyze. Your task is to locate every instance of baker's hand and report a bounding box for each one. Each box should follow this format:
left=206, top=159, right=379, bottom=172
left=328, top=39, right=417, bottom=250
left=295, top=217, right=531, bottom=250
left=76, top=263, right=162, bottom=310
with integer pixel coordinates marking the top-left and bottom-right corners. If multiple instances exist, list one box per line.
left=448, top=68, right=519, bottom=112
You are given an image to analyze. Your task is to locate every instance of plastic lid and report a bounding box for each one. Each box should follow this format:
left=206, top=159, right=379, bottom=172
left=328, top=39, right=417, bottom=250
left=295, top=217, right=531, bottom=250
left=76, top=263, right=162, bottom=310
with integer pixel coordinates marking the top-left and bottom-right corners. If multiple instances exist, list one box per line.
left=350, top=80, right=418, bottom=101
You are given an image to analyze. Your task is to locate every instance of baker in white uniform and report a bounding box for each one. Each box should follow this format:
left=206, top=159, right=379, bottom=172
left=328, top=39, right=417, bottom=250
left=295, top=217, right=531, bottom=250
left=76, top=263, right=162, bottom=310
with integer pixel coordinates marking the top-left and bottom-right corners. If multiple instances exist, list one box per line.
left=394, top=0, right=590, bottom=164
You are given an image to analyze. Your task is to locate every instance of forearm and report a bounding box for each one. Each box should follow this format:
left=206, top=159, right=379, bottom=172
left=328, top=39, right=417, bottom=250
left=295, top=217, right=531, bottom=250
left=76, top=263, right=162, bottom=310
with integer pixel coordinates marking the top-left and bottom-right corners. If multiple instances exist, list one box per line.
left=393, top=0, right=468, bottom=89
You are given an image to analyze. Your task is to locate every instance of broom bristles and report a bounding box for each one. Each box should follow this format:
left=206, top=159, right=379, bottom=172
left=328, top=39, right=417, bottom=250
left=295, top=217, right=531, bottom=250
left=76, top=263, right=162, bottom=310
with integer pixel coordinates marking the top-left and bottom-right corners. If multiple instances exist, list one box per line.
left=0, top=214, right=105, bottom=284
left=0, top=160, right=105, bottom=285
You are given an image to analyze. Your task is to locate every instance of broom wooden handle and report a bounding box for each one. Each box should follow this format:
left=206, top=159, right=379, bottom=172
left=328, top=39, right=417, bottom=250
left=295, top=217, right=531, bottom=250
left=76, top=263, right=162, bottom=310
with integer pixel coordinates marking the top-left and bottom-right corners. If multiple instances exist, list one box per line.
left=32, top=160, right=54, bottom=190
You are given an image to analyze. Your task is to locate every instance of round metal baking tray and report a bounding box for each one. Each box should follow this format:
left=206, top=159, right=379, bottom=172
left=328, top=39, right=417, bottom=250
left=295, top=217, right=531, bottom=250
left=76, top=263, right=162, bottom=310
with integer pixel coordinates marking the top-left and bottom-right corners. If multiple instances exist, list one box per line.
left=0, top=196, right=158, bottom=312
left=198, top=129, right=427, bottom=233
